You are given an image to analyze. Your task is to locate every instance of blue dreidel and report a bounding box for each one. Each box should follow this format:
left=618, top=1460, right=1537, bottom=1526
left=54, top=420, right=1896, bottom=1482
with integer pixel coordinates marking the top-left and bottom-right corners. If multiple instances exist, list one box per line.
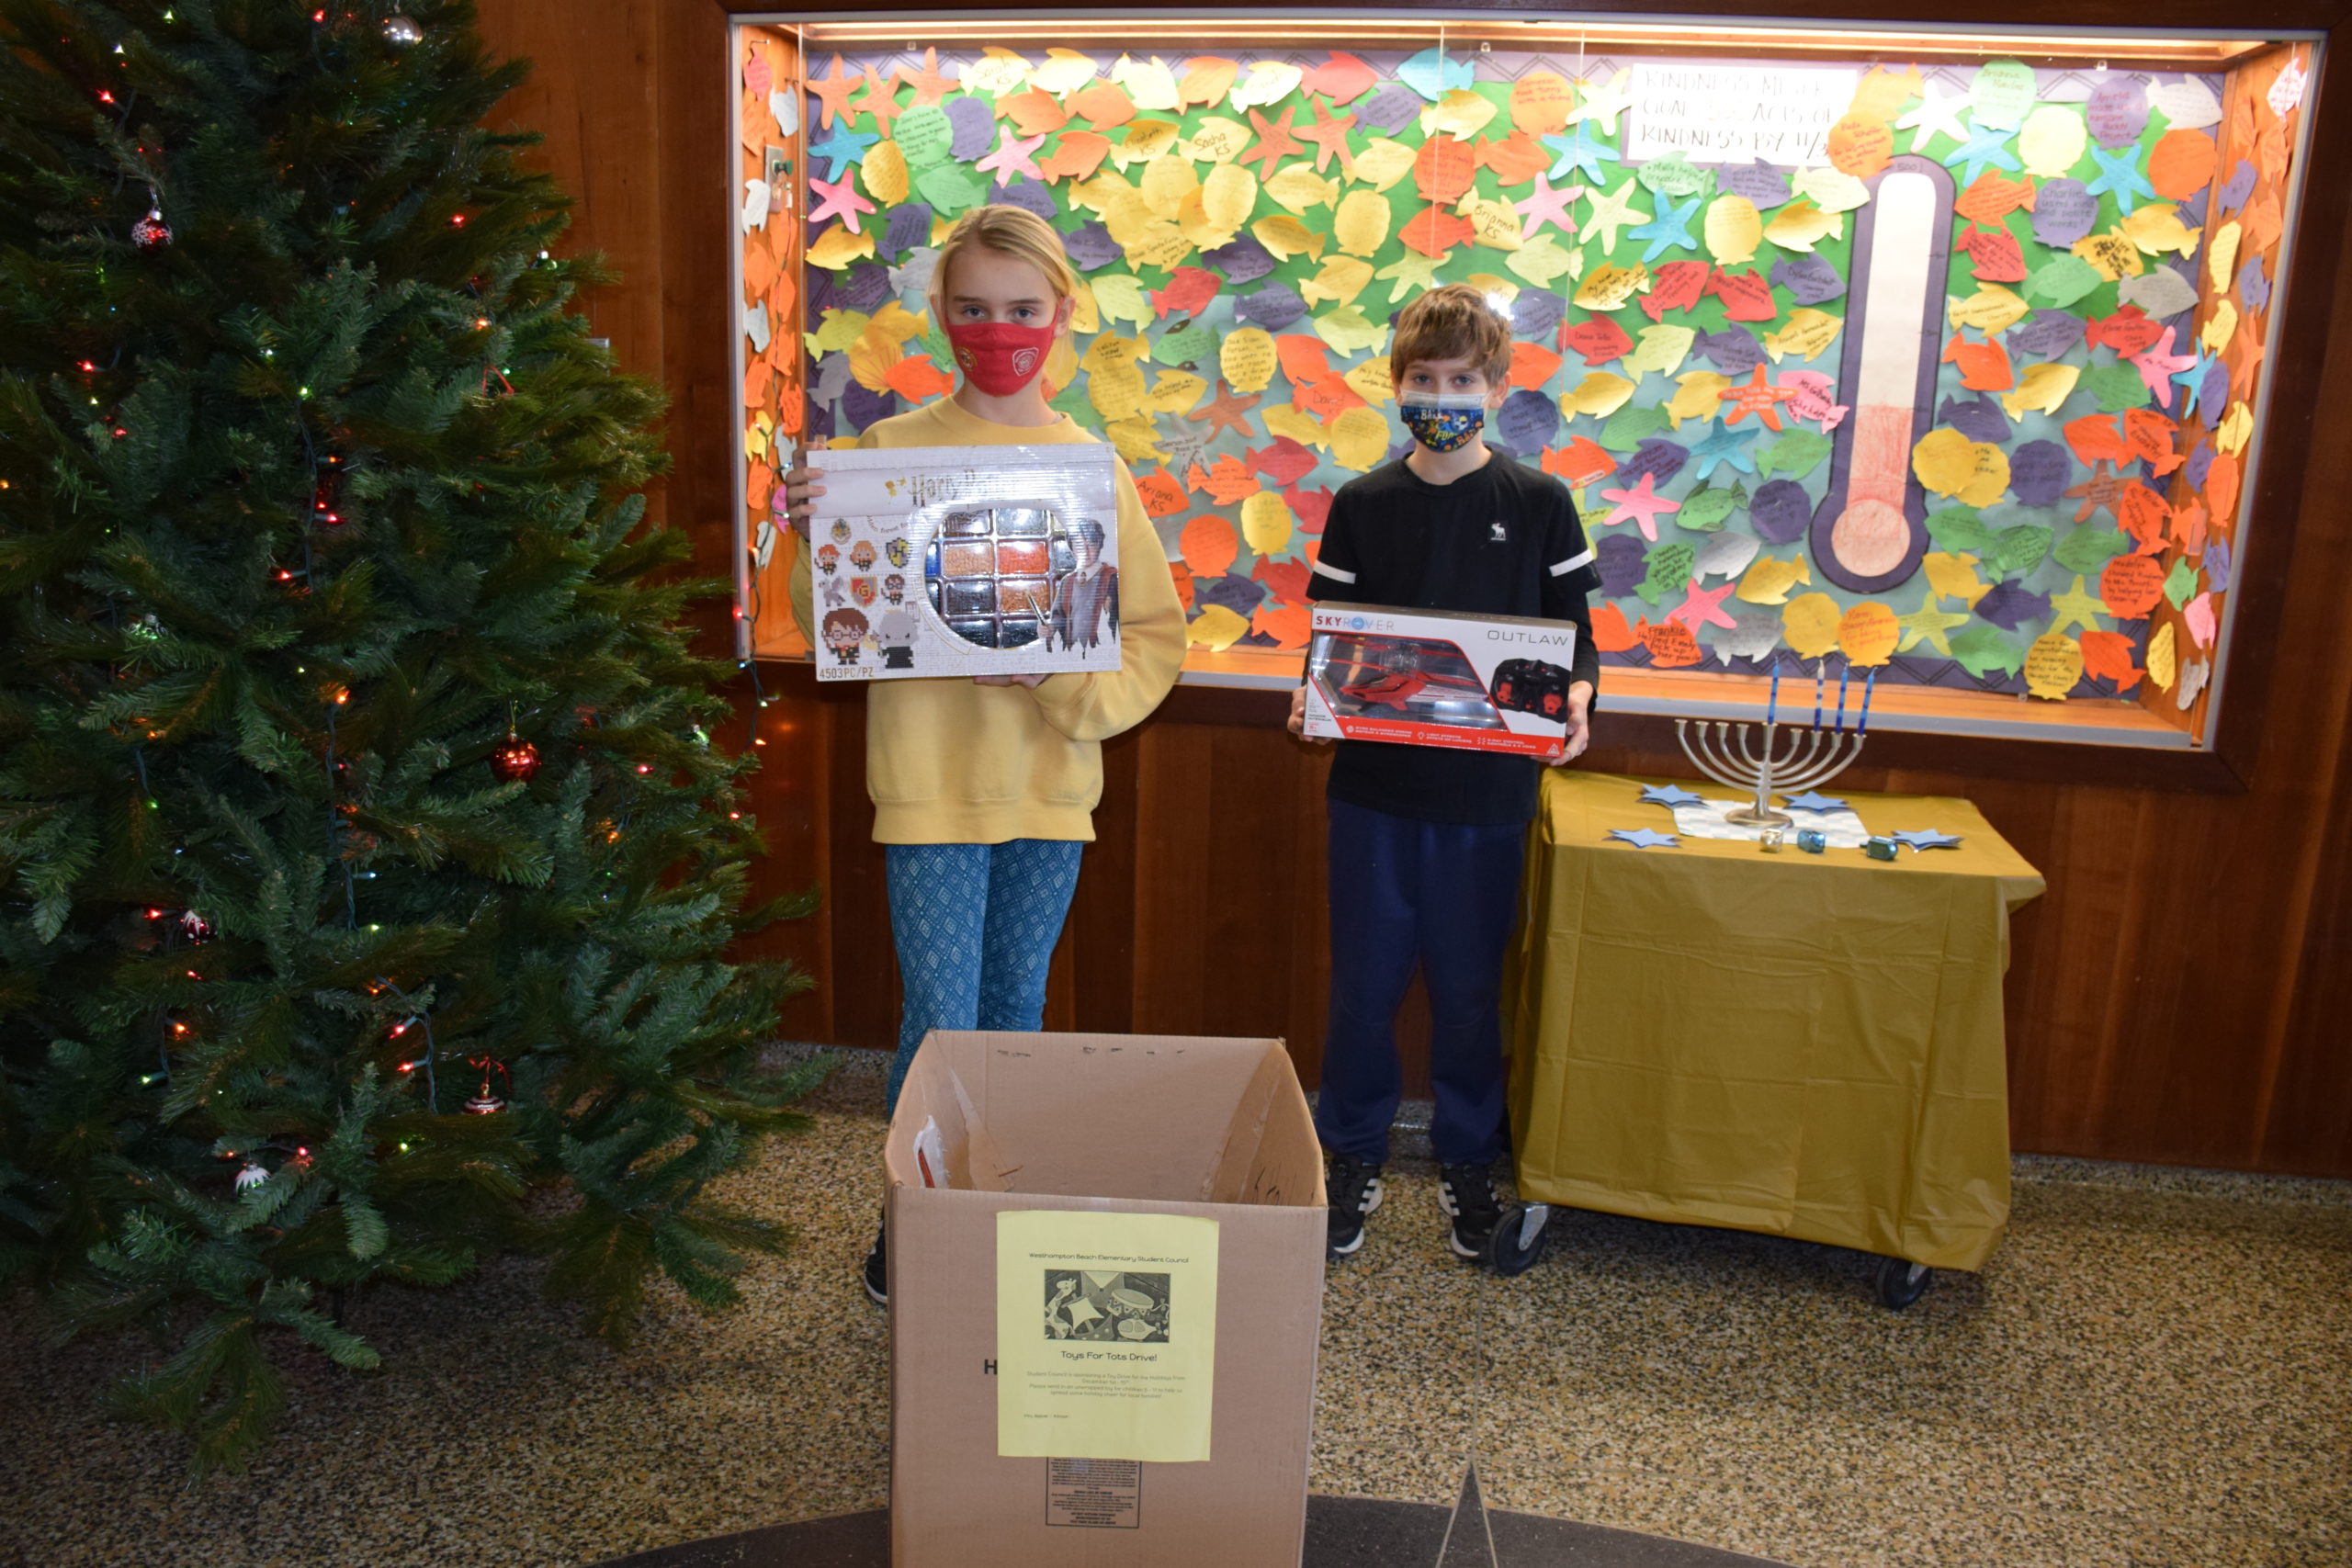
left=1865, top=836, right=1899, bottom=861
left=1796, top=829, right=1828, bottom=854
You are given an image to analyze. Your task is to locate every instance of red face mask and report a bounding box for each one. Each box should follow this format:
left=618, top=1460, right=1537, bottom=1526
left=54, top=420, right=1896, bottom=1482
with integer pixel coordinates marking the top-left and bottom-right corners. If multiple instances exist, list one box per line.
left=944, top=320, right=1057, bottom=396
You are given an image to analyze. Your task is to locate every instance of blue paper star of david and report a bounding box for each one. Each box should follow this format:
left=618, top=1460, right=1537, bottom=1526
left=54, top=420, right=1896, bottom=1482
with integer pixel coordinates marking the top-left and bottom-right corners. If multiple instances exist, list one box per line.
left=1781, top=791, right=1850, bottom=813
left=1542, top=122, right=1613, bottom=185
left=1639, top=783, right=1705, bottom=807
left=2085, top=144, right=2156, bottom=207
left=1609, top=828, right=1681, bottom=849
left=1891, top=829, right=1965, bottom=852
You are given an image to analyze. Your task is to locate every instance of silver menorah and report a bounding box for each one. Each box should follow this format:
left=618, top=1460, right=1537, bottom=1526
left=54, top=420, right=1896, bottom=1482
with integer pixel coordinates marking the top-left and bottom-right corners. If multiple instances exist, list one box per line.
left=1674, top=720, right=1866, bottom=829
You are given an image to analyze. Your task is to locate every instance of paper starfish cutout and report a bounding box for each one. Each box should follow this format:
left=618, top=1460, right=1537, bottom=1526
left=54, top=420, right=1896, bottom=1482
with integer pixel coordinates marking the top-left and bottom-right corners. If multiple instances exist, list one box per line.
left=854, top=64, right=903, bottom=135
left=1515, top=172, right=1583, bottom=237
left=2171, top=347, right=2220, bottom=420
left=2128, top=327, right=2198, bottom=408
left=1896, top=81, right=1972, bottom=152
left=1667, top=575, right=1739, bottom=634
left=1374, top=252, right=1444, bottom=301
left=2047, top=574, right=2107, bottom=635
left=1579, top=177, right=1650, bottom=254
left=1608, top=828, right=1680, bottom=849
left=1782, top=790, right=1850, bottom=812
left=808, top=54, right=859, bottom=130
left=1892, top=828, right=1965, bottom=852
left=808, top=175, right=876, bottom=232
left=1542, top=122, right=1612, bottom=185
left=977, top=126, right=1046, bottom=186
left=1895, top=590, right=1973, bottom=655
left=1638, top=783, right=1704, bottom=807
left=1941, top=121, right=2021, bottom=186
left=2064, top=458, right=2127, bottom=523
left=1626, top=193, right=1701, bottom=263
left=1298, top=96, right=1358, bottom=174
left=1599, top=471, right=1680, bottom=541
left=806, top=120, right=877, bottom=182
left=2085, top=144, right=2156, bottom=206
left=1570, top=69, right=1634, bottom=133
left=1240, top=106, right=1306, bottom=177
left=1717, top=366, right=1796, bottom=432
left=1186, top=378, right=1261, bottom=441
left=895, top=47, right=956, bottom=107
left=1688, top=423, right=1757, bottom=479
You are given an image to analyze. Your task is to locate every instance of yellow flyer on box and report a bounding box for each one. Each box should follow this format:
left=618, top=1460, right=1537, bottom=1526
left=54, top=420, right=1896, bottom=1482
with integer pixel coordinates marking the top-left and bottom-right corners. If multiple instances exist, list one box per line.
left=994, top=1210, right=1220, bottom=1463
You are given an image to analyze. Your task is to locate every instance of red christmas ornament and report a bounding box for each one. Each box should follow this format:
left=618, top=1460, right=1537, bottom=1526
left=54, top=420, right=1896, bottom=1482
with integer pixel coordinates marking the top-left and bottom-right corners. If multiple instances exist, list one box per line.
left=131, top=207, right=171, bottom=248
left=463, top=1056, right=509, bottom=1115
left=490, top=733, right=539, bottom=782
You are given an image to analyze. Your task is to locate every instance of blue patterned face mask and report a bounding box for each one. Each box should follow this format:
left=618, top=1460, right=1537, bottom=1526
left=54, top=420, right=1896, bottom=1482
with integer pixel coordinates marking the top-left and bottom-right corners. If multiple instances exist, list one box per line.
left=1397, top=391, right=1488, bottom=453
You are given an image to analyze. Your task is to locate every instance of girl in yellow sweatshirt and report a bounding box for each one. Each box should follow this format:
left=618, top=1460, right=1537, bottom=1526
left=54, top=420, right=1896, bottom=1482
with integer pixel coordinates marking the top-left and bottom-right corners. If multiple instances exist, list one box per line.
left=785, top=207, right=1185, bottom=1303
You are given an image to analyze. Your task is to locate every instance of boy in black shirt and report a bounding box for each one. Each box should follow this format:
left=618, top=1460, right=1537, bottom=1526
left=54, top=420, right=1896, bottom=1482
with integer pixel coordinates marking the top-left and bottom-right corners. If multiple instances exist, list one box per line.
left=1286, top=283, right=1601, bottom=1263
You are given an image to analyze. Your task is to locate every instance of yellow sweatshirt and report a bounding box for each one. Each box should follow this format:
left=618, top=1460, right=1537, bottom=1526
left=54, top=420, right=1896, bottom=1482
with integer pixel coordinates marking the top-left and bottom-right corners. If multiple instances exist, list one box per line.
left=790, top=397, right=1186, bottom=844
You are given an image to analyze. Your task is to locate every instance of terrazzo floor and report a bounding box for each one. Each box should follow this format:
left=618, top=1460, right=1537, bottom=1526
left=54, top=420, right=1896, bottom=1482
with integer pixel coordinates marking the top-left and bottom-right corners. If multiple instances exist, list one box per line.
left=1, top=1054, right=2345, bottom=1568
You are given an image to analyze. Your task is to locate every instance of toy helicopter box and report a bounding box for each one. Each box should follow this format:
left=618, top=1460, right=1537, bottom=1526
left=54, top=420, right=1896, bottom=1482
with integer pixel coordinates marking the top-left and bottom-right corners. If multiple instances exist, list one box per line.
left=1302, top=603, right=1579, bottom=758
left=805, top=443, right=1122, bottom=682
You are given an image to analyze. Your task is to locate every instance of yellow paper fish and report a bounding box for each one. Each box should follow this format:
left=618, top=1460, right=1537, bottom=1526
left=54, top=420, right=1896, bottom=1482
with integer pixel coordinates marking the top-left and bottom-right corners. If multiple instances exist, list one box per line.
left=2215, top=399, right=2254, bottom=456
left=2071, top=231, right=2144, bottom=282
left=1179, top=115, right=1252, bottom=165
left=1790, top=164, right=1871, bottom=213
left=1140, top=153, right=1200, bottom=216
left=1666, top=369, right=1730, bottom=427
left=1946, top=283, right=2030, bottom=334
left=1921, top=550, right=1991, bottom=607
left=1376, top=252, right=1444, bottom=301
left=1262, top=163, right=1339, bottom=215
left=1219, top=326, right=1278, bottom=394
left=1186, top=604, right=1249, bottom=651
left=1704, top=195, right=1763, bottom=265
left=961, top=47, right=1032, bottom=96
left=1300, top=255, right=1374, bottom=309
left=1262, top=402, right=1332, bottom=449
left=1422, top=86, right=1499, bottom=140
left=2146, top=620, right=2177, bottom=691
left=1763, top=309, right=1842, bottom=363
left=1312, top=304, right=1390, bottom=355
left=2201, top=299, right=2240, bottom=355
left=1559, top=371, right=1637, bottom=421
left=1112, top=118, right=1180, bottom=167
left=1081, top=332, right=1146, bottom=377
left=807, top=226, right=876, bottom=270
left=1455, top=194, right=1525, bottom=253
left=1333, top=188, right=1392, bottom=258
left=2208, top=220, right=2243, bottom=293
left=1102, top=415, right=1166, bottom=466
left=1349, top=137, right=1419, bottom=192
left=1342, top=356, right=1396, bottom=405
left=847, top=329, right=899, bottom=392
left=1230, top=60, right=1305, bottom=113
left=1028, top=46, right=1099, bottom=96
left=1251, top=213, right=1328, bottom=260
left=1736, top=555, right=1813, bottom=605
left=1110, top=54, right=1182, bottom=112
left=2120, top=201, right=2200, bottom=258
left=863, top=140, right=910, bottom=207
left=810, top=308, right=872, bottom=355
left=1201, top=163, right=1260, bottom=232
left=1508, top=233, right=1583, bottom=288
left=1144, top=369, right=1207, bottom=415
left=2001, top=362, right=2080, bottom=419
left=1625, top=323, right=1697, bottom=378
left=1176, top=190, right=1231, bottom=253
left=1761, top=199, right=1842, bottom=254
left=1780, top=592, right=1843, bottom=658
left=868, top=301, right=925, bottom=344
left=1090, top=274, right=1154, bottom=331
left=1573, top=261, right=1649, bottom=311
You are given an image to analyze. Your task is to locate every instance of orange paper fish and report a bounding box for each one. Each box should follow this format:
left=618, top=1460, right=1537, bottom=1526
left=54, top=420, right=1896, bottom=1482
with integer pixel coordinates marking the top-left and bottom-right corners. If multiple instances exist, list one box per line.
left=1941, top=333, right=2015, bottom=392
left=2079, top=630, right=2144, bottom=692
left=1559, top=314, right=1634, bottom=367
left=1952, top=170, right=2035, bottom=226
left=1399, top=209, right=1480, bottom=257
left=1542, top=435, right=1617, bottom=489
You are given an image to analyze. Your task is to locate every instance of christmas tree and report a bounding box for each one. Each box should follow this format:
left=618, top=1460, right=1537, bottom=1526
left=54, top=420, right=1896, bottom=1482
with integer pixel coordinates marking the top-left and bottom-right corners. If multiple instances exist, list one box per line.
left=0, top=0, right=811, bottom=1473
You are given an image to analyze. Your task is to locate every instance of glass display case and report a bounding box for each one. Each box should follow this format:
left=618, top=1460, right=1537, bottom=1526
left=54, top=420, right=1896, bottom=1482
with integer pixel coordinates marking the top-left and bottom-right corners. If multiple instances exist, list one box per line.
left=733, top=12, right=2316, bottom=749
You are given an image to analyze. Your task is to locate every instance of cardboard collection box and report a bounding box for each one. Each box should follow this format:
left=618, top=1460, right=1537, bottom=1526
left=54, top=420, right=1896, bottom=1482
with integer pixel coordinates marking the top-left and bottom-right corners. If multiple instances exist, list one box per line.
left=887, top=1031, right=1326, bottom=1568
left=1301, top=602, right=1581, bottom=758
left=807, top=443, right=1123, bottom=682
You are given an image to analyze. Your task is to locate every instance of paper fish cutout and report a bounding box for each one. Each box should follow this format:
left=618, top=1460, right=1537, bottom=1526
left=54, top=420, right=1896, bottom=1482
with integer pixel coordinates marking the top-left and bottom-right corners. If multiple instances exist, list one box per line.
left=1770, top=255, right=1847, bottom=306
left=1543, top=435, right=1619, bottom=490
left=1624, top=324, right=1696, bottom=378
left=2120, top=266, right=2199, bottom=321
left=1975, top=580, right=2052, bottom=633
left=1573, top=263, right=1651, bottom=311
left=1775, top=374, right=1848, bottom=434
left=1396, top=45, right=1474, bottom=101
left=2120, top=203, right=2200, bottom=259
left=1694, top=329, right=1767, bottom=378
left=1942, top=333, right=2016, bottom=392
left=1948, top=283, right=2031, bottom=335
left=1677, top=479, right=1750, bottom=533
left=1560, top=372, right=1637, bottom=421
left=1938, top=392, right=2012, bottom=445
left=1762, top=309, right=1841, bottom=364
left=1694, top=529, right=1761, bottom=581
left=1150, top=266, right=1222, bottom=320
left=1762, top=199, right=1842, bottom=253
left=1665, top=370, right=1732, bottom=427
left=2002, top=363, right=2081, bottom=419
left=1642, top=261, right=1713, bottom=321
left=1959, top=226, right=2027, bottom=284
left=1736, top=554, right=1812, bottom=605
left=1704, top=268, right=1776, bottom=321
left=1250, top=214, right=1325, bottom=260
left=2078, top=630, right=2144, bottom=692
left=1790, top=164, right=1870, bottom=213
left=1560, top=314, right=1634, bottom=367
left=2008, top=309, right=2087, bottom=361
left=1954, top=170, right=2037, bottom=227
left=1237, top=283, right=1308, bottom=332
left=1399, top=208, right=1478, bottom=257
left=1758, top=427, right=1834, bottom=478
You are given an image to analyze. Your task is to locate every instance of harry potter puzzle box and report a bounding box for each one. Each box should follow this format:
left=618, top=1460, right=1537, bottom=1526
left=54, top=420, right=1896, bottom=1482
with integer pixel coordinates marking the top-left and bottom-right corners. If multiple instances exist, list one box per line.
left=805, top=443, right=1123, bottom=681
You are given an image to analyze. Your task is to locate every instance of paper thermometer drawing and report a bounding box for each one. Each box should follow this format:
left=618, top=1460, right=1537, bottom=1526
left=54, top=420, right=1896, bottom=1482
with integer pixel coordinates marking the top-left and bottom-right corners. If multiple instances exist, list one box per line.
left=1807, top=153, right=1958, bottom=594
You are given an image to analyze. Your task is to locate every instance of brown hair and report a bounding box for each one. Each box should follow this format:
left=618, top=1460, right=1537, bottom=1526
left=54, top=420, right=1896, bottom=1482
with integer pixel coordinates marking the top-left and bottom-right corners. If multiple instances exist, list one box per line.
left=820, top=607, right=868, bottom=642
left=1389, top=282, right=1513, bottom=388
left=928, top=205, right=1079, bottom=324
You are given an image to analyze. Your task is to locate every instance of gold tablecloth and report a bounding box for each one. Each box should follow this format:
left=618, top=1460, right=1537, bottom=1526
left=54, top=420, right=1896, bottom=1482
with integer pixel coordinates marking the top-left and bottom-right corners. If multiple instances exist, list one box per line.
left=1505, top=771, right=2046, bottom=1271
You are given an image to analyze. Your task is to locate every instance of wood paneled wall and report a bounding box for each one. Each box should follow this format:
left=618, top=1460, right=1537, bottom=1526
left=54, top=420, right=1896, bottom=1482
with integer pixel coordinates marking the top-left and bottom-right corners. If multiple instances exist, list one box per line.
left=473, top=0, right=2352, bottom=1178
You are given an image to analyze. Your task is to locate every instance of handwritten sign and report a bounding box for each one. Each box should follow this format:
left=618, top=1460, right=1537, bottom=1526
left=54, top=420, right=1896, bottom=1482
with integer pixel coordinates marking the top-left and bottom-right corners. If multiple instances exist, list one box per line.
left=1624, top=64, right=1857, bottom=165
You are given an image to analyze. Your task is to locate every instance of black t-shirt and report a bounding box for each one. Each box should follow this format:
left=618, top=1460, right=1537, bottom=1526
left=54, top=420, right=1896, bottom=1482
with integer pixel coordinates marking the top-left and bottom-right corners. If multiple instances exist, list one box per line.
left=1307, top=453, right=1602, bottom=827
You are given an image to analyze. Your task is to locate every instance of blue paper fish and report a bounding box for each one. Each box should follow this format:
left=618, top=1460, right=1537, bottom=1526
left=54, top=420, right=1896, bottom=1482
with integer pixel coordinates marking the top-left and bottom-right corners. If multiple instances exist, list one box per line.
left=1237, top=283, right=1308, bottom=331
left=1396, top=45, right=1475, bottom=100
left=1202, top=233, right=1277, bottom=286
left=1694, top=328, right=1767, bottom=377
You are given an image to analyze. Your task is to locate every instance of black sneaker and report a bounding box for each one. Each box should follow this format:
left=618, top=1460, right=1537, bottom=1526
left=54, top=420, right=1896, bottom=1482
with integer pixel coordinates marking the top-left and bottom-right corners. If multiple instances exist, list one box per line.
left=862, top=1215, right=888, bottom=1306
left=1439, top=1163, right=1505, bottom=1260
left=1326, top=1154, right=1384, bottom=1258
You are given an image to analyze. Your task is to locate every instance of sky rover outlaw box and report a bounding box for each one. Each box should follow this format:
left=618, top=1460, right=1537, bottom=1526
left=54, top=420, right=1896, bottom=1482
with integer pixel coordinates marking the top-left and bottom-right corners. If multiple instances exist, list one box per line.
left=1301, top=604, right=1579, bottom=758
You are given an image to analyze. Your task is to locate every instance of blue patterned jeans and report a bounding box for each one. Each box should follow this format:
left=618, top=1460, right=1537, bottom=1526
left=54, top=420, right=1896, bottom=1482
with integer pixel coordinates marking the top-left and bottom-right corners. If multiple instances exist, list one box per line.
left=883, top=840, right=1086, bottom=1114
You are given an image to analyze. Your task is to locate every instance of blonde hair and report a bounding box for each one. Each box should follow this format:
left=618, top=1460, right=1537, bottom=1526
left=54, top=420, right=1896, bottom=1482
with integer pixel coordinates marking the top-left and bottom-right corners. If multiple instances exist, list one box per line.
left=928, top=205, right=1079, bottom=324
left=1390, top=282, right=1513, bottom=387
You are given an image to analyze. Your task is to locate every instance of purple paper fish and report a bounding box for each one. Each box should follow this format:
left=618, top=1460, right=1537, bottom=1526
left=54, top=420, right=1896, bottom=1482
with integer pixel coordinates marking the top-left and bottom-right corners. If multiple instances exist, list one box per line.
left=1722, top=158, right=1791, bottom=208
left=2174, top=189, right=2208, bottom=230
left=1202, top=233, right=1277, bottom=286
left=2186, top=443, right=2214, bottom=491
left=1973, top=579, right=2051, bottom=632
left=2238, top=254, right=2270, bottom=312
left=1237, top=283, right=1308, bottom=331
left=2009, top=440, right=2070, bottom=507
left=1695, top=328, right=1767, bottom=377
left=842, top=380, right=899, bottom=432
left=1595, top=533, right=1648, bottom=597
left=1060, top=220, right=1121, bottom=272
left=1510, top=288, right=1567, bottom=340
left=840, top=263, right=892, bottom=311
left=1616, top=438, right=1690, bottom=489
left=880, top=203, right=934, bottom=257
left=1770, top=254, right=1846, bottom=306
left=1748, top=478, right=1811, bottom=545
left=2007, top=309, right=2086, bottom=361
left=1354, top=88, right=1422, bottom=134
left=2199, top=360, right=2230, bottom=418
left=1195, top=573, right=1266, bottom=615
left=1939, top=392, right=2012, bottom=445
left=995, top=176, right=1057, bottom=221
left=2205, top=537, right=2233, bottom=592
left=2221, top=160, right=2256, bottom=215
left=945, top=96, right=995, bottom=161
left=1497, top=388, right=1560, bottom=453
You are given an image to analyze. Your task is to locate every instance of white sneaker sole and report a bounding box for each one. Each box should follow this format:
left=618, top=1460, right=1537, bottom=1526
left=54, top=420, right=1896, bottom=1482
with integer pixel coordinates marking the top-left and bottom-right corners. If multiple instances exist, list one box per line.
left=1328, top=1179, right=1384, bottom=1257
left=1440, top=1180, right=1494, bottom=1259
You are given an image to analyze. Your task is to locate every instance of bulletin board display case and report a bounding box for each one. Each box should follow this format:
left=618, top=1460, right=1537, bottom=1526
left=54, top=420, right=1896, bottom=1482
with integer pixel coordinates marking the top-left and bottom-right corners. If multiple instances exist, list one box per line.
left=732, top=13, right=2317, bottom=749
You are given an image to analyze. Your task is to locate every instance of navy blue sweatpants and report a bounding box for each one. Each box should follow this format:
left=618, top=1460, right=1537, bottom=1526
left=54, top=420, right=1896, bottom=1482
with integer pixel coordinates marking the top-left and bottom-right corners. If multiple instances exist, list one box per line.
left=1314, top=798, right=1527, bottom=1168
